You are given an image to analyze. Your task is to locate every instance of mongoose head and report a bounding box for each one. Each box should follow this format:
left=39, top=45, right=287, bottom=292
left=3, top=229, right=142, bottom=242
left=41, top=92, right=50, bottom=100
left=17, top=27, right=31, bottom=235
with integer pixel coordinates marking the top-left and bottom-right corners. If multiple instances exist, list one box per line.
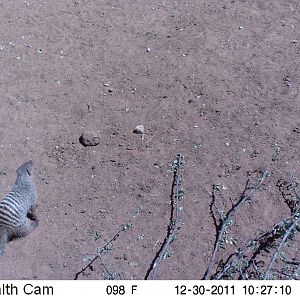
left=16, top=161, right=33, bottom=176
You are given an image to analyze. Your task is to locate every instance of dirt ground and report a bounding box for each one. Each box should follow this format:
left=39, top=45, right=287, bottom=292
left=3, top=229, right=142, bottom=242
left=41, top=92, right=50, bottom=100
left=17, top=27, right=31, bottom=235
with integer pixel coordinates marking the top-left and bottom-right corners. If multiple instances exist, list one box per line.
left=0, top=0, right=299, bottom=279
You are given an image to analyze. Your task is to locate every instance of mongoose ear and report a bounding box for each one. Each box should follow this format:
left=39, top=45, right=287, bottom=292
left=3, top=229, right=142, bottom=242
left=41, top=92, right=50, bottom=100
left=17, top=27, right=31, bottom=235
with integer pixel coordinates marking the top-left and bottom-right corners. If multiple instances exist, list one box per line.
left=25, top=161, right=33, bottom=175
left=17, top=161, right=33, bottom=176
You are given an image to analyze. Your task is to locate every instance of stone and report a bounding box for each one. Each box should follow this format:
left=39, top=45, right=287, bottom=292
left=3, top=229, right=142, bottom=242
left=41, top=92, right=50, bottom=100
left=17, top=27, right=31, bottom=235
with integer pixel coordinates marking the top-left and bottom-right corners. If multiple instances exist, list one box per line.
left=133, top=125, right=144, bottom=134
left=79, top=131, right=100, bottom=147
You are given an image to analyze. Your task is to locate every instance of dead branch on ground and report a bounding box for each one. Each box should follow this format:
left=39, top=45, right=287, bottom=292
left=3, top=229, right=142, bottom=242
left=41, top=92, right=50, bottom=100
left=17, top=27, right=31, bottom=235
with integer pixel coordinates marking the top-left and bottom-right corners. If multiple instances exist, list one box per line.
left=203, top=171, right=269, bottom=279
left=74, top=206, right=142, bottom=280
left=206, top=173, right=300, bottom=280
left=145, top=154, right=184, bottom=280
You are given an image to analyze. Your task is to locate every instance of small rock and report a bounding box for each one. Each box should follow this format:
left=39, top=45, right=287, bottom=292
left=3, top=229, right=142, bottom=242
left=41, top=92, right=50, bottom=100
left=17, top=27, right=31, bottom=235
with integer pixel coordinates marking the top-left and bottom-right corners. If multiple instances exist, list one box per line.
left=133, top=125, right=144, bottom=134
left=283, top=76, right=292, bottom=86
left=146, top=48, right=151, bottom=52
left=129, top=261, right=139, bottom=267
left=79, top=131, right=100, bottom=147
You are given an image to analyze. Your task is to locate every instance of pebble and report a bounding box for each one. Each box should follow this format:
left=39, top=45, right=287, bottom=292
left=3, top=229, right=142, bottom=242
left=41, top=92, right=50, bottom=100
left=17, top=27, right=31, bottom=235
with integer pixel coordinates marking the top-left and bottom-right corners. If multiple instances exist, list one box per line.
left=79, top=131, right=100, bottom=147
left=133, top=125, right=145, bottom=134
left=283, top=76, right=292, bottom=86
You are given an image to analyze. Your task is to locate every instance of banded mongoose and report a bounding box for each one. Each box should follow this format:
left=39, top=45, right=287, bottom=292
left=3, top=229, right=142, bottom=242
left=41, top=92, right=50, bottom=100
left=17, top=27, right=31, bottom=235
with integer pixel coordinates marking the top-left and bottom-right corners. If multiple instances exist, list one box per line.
left=0, top=161, right=38, bottom=255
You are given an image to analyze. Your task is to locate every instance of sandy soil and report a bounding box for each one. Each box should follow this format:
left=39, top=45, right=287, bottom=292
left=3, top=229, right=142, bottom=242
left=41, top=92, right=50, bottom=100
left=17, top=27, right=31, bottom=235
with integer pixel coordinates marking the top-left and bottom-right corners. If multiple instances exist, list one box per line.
left=0, top=0, right=299, bottom=279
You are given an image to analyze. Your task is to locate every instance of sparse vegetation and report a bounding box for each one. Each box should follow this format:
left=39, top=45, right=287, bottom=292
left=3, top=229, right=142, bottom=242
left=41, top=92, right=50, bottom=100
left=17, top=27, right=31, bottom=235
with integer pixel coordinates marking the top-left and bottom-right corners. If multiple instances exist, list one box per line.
left=75, top=206, right=142, bottom=280
left=204, top=172, right=300, bottom=280
left=145, top=154, right=185, bottom=279
left=75, top=154, right=185, bottom=280
left=75, top=156, right=300, bottom=280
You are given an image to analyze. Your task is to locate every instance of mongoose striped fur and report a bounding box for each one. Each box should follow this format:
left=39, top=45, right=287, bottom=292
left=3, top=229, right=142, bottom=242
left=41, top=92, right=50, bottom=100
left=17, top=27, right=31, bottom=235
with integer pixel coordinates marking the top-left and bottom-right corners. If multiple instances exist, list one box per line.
left=0, top=161, right=38, bottom=255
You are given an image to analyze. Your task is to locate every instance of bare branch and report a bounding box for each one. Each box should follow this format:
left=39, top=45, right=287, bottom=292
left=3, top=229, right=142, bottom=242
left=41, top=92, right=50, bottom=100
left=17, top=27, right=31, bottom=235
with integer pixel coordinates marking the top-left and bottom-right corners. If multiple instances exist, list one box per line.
left=74, top=206, right=142, bottom=280
left=264, top=213, right=300, bottom=279
left=145, top=154, right=184, bottom=280
left=203, top=171, right=268, bottom=279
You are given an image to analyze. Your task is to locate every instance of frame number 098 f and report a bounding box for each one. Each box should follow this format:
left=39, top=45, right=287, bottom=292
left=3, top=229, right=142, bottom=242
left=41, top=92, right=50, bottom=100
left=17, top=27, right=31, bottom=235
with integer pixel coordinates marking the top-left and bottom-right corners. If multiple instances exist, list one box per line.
left=105, top=285, right=138, bottom=296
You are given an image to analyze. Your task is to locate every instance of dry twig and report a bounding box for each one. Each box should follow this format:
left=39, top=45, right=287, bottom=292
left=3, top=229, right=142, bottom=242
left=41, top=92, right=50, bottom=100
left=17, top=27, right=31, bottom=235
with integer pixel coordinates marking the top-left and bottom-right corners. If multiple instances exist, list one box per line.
left=74, top=207, right=142, bottom=280
left=210, top=173, right=300, bottom=280
left=264, top=213, right=300, bottom=279
left=203, top=171, right=268, bottom=279
left=145, top=154, right=184, bottom=279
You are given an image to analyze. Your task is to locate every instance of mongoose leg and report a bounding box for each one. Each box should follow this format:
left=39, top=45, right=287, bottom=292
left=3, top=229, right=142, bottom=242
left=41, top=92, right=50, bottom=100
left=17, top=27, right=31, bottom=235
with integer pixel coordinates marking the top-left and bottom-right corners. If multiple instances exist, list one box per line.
left=27, top=208, right=38, bottom=222
left=0, top=228, right=8, bottom=256
left=16, top=218, right=39, bottom=238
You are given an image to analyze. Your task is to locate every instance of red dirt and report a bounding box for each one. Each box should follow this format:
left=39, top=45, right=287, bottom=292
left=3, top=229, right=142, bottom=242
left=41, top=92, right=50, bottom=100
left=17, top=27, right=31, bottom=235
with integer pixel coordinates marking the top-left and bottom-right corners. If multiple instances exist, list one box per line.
left=0, top=0, right=299, bottom=279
